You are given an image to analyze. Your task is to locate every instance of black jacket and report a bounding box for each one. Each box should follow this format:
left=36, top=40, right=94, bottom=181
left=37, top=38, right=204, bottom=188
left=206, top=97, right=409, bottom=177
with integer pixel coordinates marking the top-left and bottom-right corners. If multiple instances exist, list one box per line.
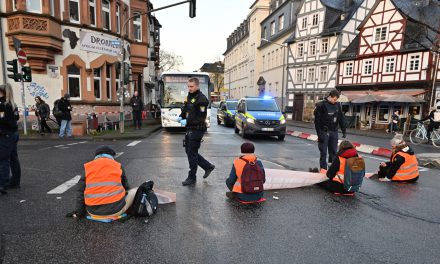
left=179, top=90, right=209, bottom=128
left=130, top=96, right=144, bottom=112
left=314, top=99, right=346, bottom=134
left=0, top=97, right=19, bottom=134
left=57, top=98, right=72, bottom=121
left=37, top=103, right=50, bottom=119
left=421, top=110, right=439, bottom=125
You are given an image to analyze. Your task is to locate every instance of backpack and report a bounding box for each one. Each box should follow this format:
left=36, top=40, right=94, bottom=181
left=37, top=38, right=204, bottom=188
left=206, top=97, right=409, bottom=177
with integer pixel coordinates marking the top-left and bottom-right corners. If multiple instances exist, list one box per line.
left=240, top=157, right=265, bottom=194
left=127, top=180, right=158, bottom=217
left=340, top=157, right=365, bottom=192
left=53, top=99, right=62, bottom=118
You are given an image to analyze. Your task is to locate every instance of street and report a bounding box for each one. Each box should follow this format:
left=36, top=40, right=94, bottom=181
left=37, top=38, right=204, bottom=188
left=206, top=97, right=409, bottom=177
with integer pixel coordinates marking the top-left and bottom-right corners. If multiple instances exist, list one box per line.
left=1, top=109, right=440, bottom=264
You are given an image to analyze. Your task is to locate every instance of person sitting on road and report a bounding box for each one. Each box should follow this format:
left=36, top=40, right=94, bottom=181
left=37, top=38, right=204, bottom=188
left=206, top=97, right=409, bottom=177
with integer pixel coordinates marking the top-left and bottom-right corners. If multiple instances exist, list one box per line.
left=226, top=143, right=266, bottom=203
left=318, top=140, right=364, bottom=195
left=377, top=134, right=419, bottom=182
left=67, top=146, right=138, bottom=220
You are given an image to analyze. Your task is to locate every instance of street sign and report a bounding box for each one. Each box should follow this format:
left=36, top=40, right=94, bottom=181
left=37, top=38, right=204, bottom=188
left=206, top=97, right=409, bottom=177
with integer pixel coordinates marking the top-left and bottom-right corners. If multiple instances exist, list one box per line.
left=17, top=49, right=27, bottom=65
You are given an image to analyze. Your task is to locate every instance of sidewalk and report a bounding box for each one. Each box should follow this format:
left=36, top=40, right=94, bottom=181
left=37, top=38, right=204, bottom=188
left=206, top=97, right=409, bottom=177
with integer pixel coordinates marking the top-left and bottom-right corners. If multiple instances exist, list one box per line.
left=20, top=119, right=162, bottom=141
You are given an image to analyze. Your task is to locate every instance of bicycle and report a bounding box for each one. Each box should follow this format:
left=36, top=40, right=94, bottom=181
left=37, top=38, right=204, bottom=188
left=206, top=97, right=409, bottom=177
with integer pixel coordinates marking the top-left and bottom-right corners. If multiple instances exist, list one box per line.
left=409, top=121, right=440, bottom=147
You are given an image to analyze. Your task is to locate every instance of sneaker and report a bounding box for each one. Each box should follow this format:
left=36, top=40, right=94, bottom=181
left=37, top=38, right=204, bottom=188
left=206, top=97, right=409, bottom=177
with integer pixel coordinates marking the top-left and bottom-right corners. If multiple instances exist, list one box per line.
left=379, top=177, right=391, bottom=182
left=203, top=165, right=215, bottom=179
left=182, top=177, right=196, bottom=186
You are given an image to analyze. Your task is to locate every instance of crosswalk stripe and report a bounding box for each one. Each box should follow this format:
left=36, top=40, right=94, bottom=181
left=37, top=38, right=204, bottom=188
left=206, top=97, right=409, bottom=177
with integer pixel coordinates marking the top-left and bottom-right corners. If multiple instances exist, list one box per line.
left=127, top=140, right=142, bottom=147
left=47, top=175, right=81, bottom=194
left=115, top=152, right=124, bottom=158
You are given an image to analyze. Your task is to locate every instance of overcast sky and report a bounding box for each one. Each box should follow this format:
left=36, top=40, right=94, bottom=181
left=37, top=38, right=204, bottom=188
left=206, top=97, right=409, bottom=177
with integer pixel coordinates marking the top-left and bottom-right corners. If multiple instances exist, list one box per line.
left=153, top=0, right=255, bottom=72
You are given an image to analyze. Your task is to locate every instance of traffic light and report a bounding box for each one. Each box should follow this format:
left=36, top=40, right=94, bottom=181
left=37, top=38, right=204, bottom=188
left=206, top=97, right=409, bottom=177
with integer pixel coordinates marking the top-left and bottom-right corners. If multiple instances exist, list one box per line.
left=22, top=66, right=32, bottom=82
left=123, top=62, right=131, bottom=85
left=7, top=59, right=20, bottom=82
left=189, top=0, right=196, bottom=18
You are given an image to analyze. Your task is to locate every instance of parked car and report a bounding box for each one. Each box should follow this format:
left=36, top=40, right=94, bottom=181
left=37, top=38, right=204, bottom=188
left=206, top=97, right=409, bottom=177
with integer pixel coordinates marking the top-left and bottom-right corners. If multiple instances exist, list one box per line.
left=234, top=96, right=286, bottom=141
left=217, top=100, right=238, bottom=127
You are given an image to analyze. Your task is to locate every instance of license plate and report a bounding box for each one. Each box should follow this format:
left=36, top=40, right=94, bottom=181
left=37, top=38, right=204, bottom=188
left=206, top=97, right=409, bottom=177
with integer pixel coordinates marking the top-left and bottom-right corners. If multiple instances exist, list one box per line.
left=261, top=128, right=274, bottom=131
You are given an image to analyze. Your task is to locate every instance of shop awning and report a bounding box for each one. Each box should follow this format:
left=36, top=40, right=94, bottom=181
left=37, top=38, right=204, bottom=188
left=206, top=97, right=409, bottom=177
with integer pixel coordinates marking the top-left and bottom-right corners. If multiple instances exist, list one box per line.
left=341, top=90, right=426, bottom=103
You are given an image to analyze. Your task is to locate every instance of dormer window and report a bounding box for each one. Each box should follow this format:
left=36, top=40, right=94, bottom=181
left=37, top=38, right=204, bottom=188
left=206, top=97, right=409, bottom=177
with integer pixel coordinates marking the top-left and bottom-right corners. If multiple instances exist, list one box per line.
left=301, top=17, right=307, bottom=29
left=312, top=14, right=318, bottom=26
left=373, top=26, right=388, bottom=43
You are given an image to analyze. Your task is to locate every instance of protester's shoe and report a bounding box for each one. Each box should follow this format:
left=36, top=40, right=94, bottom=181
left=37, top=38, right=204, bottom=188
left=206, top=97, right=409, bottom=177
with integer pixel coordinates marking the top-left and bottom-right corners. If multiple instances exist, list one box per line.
left=182, top=177, right=196, bottom=186
left=379, top=177, right=391, bottom=182
left=203, top=165, right=215, bottom=179
left=309, top=168, right=319, bottom=173
left=0, top=187, right=7, bottom=195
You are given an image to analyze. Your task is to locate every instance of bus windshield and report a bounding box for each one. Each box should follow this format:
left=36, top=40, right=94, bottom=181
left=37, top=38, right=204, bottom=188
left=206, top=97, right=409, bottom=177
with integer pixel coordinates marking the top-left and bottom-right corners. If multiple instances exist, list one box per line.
left=161, top=75, right=209, bottom=108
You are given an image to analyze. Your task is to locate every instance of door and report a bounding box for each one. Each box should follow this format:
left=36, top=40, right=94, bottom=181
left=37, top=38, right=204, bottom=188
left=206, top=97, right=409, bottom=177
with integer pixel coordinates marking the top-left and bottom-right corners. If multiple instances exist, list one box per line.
left=293, top=94, right=304, bottom=121
left=363, top=104, right=372, bottom=127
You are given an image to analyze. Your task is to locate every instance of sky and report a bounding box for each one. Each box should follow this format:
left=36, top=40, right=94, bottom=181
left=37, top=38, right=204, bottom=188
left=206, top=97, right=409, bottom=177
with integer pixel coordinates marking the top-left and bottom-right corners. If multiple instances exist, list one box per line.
left=153, top=0, right=255, bottom=72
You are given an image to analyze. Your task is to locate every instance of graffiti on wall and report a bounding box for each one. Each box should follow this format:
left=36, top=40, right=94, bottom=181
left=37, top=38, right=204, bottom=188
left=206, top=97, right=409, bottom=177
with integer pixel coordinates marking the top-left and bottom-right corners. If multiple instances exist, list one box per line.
left=27, top=82, right=49, bottom=99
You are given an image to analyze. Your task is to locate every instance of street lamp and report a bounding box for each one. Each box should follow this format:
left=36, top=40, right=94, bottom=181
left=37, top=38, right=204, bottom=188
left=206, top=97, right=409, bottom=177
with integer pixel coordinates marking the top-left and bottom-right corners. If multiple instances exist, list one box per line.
left=261, top=38, right=288, bottom=112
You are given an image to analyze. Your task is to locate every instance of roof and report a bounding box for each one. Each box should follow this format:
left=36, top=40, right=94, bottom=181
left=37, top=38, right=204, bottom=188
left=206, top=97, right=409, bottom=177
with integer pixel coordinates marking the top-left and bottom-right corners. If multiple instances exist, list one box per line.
left=200, top=62, right=224, bottom=73
left=338, top=35, right=360, bottom=61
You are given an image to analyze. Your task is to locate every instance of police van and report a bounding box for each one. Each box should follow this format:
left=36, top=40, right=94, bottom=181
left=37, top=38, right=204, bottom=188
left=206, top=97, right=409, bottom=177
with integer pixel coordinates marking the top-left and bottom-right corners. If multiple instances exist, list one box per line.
left=234, top=96, right=287, bottom=141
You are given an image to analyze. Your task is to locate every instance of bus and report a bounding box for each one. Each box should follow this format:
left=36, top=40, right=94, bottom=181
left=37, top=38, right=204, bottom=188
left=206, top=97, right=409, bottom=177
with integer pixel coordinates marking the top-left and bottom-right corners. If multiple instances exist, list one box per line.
left=158, top=72, right=213, bottom=128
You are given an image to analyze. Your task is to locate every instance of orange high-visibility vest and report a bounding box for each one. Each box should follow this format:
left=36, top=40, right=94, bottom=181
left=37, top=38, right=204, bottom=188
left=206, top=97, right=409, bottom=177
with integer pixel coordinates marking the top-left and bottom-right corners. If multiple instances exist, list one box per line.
left=83, top=158, right=126, bottom=206
left=232, top=155, right=257, bottom=194
left=392, top=152, right=419, bottom=181
left=333, top=157, right=347, bottom=184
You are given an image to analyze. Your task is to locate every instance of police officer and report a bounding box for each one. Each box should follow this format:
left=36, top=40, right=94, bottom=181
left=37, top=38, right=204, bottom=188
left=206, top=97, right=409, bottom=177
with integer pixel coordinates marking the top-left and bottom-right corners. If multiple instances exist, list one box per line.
left=314, top=89, right=346, bottom=170
left=0, top=84, right=21, bottom=195
left=178, top=78, right=215, bottom=186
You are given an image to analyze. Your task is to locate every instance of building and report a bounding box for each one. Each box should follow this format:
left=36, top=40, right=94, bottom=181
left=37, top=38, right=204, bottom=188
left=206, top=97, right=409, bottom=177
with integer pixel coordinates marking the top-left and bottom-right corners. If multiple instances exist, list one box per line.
left=285, top=0, right=375, bottom=121
left=257, top=0, right=301, bottom=109
left=0, top=0, right=160, bottom=122
left=336, top=0, right=440, bottom=129
left=200, top=61, right=224, bottom=100
left=224, top=0, right=271, bottom=99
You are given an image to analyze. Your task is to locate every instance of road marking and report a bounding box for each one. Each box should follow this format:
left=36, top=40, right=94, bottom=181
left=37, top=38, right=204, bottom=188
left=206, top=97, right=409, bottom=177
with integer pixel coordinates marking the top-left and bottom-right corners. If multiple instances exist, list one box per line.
left=127, top=140, right=142, bottom=147
left=47, top=175, right=81, bottom=194
left=54, top=145, right=64, bottom=148
left=67, top=143, right=79, bottom=146
left=79, top=141, right=87, bottom=144
left=115, top=152, right=124, bottom=158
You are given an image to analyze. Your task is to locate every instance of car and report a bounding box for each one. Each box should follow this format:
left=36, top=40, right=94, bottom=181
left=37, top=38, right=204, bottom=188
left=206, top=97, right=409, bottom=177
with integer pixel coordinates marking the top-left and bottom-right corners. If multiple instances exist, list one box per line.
left=234, top=96, right=287, bottom=141
left=217, top=100, right=238, bottom=127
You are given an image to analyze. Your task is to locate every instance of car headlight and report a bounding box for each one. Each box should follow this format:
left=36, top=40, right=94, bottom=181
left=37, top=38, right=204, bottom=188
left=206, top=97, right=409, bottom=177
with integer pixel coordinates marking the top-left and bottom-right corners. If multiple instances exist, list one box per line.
left=280, top=119, right=286, bottom=125
left=247, top=118, right=255, bottom=124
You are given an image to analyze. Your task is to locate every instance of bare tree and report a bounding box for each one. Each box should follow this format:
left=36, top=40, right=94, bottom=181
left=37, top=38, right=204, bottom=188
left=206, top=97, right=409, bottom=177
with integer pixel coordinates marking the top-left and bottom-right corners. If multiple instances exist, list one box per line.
left=159, top=50, right=183, bottom=72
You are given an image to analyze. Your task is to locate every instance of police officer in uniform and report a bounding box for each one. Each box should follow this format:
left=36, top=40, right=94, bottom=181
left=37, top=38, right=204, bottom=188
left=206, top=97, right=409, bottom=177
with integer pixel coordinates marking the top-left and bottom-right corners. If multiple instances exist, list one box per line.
left=314, top=90, right=346, bottom=170
left=178, top=78, right=215, bottom=186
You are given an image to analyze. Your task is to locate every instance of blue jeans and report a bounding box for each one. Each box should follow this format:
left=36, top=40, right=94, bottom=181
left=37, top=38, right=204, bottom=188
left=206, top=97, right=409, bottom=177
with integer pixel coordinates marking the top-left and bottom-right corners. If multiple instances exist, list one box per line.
left=318, top=130, right=339, bottom=170
left=59, top=120, right=72, bottom=137
left=0, top=132, right=19, bottom=188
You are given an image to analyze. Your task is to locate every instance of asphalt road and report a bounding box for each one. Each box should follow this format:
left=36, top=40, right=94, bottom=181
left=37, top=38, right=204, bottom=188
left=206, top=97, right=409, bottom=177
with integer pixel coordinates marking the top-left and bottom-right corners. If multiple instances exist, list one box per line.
left=1, top=109, right=439, bottom=264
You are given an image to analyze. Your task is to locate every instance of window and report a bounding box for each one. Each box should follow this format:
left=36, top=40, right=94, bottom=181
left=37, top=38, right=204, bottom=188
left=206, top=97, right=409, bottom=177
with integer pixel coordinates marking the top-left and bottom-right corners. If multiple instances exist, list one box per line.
left=302, top=17, right=307, bottom=29
left=378, top=105, right=390, bottom=122
left=297, top=43, right=304, bottom=57
left=408, top=54, right=420, bottom=71
left=310, top=41, right=316, bottom=56
left=13, top=0, right=18, bottom=11
left=102, top=0, right=111, bottom=30
left=275, top=49, right=279, bottom=66
left=134, top=13, right=142, bottom=41
left=272, top=51, right=275, bottom=68
left=69, top=0, right=80, bottom=23
left=106, top=65, right=112, bottom=100
left=321, top=39, right=329, bottom=54
left=345, top=62, right=353, bottom=76
left=374, top=26, right=388, bottom=42
left=50, top=0, right=55, bottom=16
left=319, top=66, right=328, bottom=82
left=268, top=53, right=271, bottom=68
left=312, top=14, right=319, bottom=26
left=67, top=65, right=81, bottom=99
left=26, top=0, right=42, bottom=13
left=116, top=4, right=120, bottom=33
left=296, top=69, right=303, bottom=82
left=263, top=26, right=267, bottom=39
left=308, top=68, right=315, bottom=82
left=262, top=55, right=265, bottom=70
left=93, top=68, right=101, bottom=99
left=89, top=0, right=96, bottom=27
left=384, top=57, right=396, bottom=73
left=270, top=21, right=275, bottom=36
left=363, top=60, right=373, bottom=75
left=279, top=15, right=284, bottom=31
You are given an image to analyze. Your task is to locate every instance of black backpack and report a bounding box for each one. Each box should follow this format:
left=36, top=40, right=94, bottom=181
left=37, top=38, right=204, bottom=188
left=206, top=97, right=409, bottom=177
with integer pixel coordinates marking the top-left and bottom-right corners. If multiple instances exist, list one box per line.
left=240, top=157, right=265, bottom=194
left=127, top=181, right=158, bottom=217
left=53, top=99, right=62, bottom=118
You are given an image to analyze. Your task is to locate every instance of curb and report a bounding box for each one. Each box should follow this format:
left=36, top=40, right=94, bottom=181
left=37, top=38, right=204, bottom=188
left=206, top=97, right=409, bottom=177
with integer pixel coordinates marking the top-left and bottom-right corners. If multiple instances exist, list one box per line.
left=286, top=130, right=392, bottom=158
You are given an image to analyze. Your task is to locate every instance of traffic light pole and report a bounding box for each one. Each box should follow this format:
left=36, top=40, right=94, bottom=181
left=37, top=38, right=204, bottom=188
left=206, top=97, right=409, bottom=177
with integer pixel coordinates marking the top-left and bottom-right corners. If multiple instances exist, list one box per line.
left=19, top=65, right=27, bottom=135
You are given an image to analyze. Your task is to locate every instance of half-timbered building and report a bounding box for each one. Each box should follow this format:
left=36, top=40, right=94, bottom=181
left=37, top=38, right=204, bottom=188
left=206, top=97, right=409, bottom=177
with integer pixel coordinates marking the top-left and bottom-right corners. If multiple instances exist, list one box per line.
left=285, top=0, right=375, bottom=121
left=336, top=0, right=440, bottom=129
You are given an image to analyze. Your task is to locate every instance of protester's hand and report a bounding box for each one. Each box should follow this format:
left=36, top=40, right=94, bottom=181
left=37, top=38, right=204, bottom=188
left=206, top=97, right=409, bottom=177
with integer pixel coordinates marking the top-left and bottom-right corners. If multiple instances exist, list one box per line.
left=177, top=117, right=182, bottom=123
left=380, top=162, right=386, bottom=167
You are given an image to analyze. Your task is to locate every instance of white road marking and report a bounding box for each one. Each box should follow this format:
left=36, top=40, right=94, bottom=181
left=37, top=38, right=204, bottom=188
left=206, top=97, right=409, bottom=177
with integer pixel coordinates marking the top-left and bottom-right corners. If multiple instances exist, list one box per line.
left=67, top=143, right=79, bottom=146
left=115, top=152, right=124, bottom=158
left=79, top=141, right=87, bottom=144
left=127, top=140, right=142, bottom=147
left=47, top=175, right=81, bottom=194
left=54, top=145, right=64, bottom=148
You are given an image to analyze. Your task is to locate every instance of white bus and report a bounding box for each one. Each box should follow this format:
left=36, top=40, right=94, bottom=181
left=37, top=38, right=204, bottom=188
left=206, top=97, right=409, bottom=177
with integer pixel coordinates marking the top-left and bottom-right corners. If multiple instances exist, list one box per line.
left=159, top=72, right=213, bottom=128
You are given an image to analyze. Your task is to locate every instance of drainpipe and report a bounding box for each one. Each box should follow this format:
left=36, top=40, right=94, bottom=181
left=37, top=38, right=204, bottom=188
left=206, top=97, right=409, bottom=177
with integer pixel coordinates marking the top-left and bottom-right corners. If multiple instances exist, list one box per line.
left=0, top=17, right=7, bottom=84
